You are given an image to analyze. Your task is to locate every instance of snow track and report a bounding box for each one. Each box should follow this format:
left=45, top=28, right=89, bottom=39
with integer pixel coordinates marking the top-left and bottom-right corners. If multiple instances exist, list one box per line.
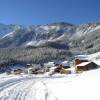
left=0, top=75, right=57, bottom=100
left=1, top=69, right=100, bottom=100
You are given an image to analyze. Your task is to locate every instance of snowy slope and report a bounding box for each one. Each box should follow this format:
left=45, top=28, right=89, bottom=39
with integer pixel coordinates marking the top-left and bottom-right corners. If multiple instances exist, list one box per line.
left=0, top=22, right=76, bottom=48
left=89, top=52, right=100, bottom=60
left=74, top=23, right=100, bottom=38
left=44, top=69, right=100, bottom=100
left=0, top=68, right=100, bottom=100
left=0, top=22, right=100, bottom=51
left=1, top=31, right=15, bottom=39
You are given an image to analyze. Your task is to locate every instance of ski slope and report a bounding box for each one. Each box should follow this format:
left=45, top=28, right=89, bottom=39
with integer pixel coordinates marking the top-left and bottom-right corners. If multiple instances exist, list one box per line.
left=0, top=69, right=100, bottom=100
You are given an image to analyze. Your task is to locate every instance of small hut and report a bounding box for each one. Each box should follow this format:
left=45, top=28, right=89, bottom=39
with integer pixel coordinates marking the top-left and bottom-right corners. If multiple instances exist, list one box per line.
left=44, top=62, right=55, bottom=68
left=61, top=61, right=70, bottom=69
left=13, top=69, right=23, bottom=74
left=76, top=62, right=97, bottom=72
left=54, top=64, right=71, bottom=74
left=11, top=64, right=26, bottom=74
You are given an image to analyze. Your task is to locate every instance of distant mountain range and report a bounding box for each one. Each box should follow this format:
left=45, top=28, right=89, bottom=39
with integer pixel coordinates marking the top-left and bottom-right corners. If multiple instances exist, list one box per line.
left=0, top=22, right=75, bottom=48
left=0, top=22, right=100, bottom=64
left=0, top=22, right=100, bottom=51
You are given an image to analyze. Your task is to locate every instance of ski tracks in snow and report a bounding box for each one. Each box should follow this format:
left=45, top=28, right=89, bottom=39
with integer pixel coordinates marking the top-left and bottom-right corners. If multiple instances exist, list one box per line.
left=25, top=81, right=58, bottom=100
left=0, top=76, right=58, bottom=100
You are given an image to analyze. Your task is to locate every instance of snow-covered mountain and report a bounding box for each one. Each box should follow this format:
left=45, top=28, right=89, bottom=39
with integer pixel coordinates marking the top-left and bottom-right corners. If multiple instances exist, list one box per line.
left=0, top=22, right=76, bottom=48
left=0, top=22, right=100, bottom=52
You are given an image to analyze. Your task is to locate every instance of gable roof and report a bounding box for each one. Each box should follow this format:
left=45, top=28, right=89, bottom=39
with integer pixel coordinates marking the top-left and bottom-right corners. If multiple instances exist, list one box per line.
left=76, top=62, right=91, bottom=66
left=93, top=60, right=100, bottom=66
left=75, top=55, right=90, bottom=60
left=61, top=61, right=70, bottom=66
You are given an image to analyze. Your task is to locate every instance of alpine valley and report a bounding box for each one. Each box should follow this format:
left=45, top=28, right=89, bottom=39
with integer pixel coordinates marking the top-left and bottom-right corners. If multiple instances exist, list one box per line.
left=0, top=22, right=100, bottom=64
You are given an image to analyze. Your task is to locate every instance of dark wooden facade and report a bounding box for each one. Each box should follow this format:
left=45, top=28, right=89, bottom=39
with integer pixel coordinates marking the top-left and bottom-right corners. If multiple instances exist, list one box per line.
left=76, top=62, right=97, bottom=72
left=13, top=69, right=23, bottom=74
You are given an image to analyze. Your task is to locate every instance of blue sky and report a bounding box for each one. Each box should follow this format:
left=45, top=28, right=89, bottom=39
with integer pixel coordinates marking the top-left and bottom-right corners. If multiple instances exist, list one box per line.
left=0, top=0, right=99, bottom=25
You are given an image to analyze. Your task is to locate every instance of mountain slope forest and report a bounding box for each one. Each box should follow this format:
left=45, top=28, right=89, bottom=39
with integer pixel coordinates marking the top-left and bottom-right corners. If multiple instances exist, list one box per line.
left=0, top=22, right=99, bottom=64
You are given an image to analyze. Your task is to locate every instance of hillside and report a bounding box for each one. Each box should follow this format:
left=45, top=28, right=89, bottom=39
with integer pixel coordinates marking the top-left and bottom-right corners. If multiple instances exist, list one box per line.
left=0, top=22, right=100, bottom=64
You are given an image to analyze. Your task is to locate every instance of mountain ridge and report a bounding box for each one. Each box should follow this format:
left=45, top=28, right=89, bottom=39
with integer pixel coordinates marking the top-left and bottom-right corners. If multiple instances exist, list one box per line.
left=0, top=21, right=99, bottom=64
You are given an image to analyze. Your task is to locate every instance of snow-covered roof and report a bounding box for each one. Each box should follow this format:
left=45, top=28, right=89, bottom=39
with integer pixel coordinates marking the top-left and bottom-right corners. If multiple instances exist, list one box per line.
left=75, top=55, right=88, bottom=58
left=47, top=62, right=55, bottom=64
left=10, top=64, right=26, bottom=70
left=11, top=67, right=25, bottom=70
left=61, top=61, right=70, bottom=66
left=44, top=62, right=55, bottom=67
left=93, top=60, right=100, bottom=66
left=62, top=61, right=68, bottom=64
left=75, top=55, right=90, bottom=60
left=44, top=62, right=55, bottom=65
left=76, top=62, right=91, bottom=66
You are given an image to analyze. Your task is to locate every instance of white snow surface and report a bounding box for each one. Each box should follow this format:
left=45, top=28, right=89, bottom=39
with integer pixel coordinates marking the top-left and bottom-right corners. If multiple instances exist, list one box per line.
left=40, top=25, right=60, bottom=31
left=48, top=34, right=65, bottom=42
left=26, top=40, right=47, bottom=46
left=25, top=34, right=65, bottom=46
left=61, top=60, right=70, bottom=66
left=76, top=61, right=91, bottom=66
left=1, top=31, right=15, bottom=39
left=75, top=24, right=100, bottom=37
left=0, top=68, right=100, bottom=100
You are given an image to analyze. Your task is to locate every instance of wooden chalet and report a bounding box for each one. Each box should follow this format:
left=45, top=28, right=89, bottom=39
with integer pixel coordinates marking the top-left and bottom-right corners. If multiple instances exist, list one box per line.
left=11, top=64, right=26, bottom=74
left=54, top=64, right=71, bottom=74
left=13, top=69, right=23, bottom=74
left=76, top=62, right=98, bottom=72
left=61, top=61, right=70, bottom=69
